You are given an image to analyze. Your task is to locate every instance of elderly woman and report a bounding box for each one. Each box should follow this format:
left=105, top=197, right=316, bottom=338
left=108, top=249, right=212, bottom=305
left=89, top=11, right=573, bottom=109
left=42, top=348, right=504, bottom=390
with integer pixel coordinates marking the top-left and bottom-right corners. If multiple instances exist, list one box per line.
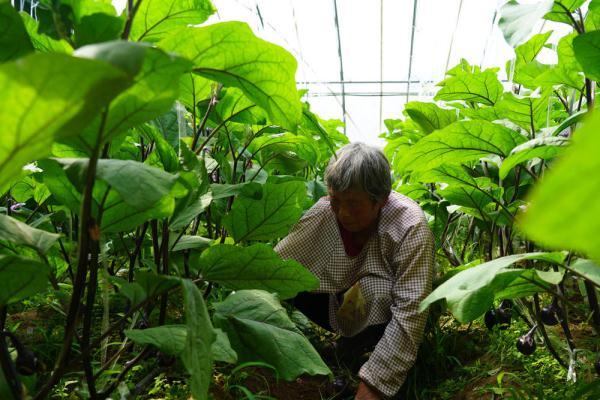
left=275, top=142, right=434, bottom=400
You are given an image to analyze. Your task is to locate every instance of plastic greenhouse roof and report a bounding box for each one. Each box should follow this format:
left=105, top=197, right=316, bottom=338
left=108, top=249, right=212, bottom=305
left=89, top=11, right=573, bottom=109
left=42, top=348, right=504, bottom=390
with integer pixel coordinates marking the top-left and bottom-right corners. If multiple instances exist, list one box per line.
left=208, top=0, right=574, bottom=146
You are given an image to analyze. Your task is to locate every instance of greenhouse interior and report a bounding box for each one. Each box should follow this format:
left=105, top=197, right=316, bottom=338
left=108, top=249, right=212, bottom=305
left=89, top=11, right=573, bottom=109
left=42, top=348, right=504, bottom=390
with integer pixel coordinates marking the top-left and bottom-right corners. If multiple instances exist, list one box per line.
left=1, top=0, right=600, bottom=399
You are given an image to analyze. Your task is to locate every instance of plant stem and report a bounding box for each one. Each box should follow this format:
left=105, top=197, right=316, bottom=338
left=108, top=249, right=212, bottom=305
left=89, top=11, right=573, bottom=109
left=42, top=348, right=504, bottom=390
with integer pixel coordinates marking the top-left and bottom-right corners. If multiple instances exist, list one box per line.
left=33, top=109, right=108, bottom=400
left=584, top=279, right=600, bottom=334
left=533, top=294, right=567, bottom=368
left=82, top=239, right=100, bottom=398
left=158, top=220, right=170, bottom=325
left=0, top=308, right=23, bottom=400
left=121, top=0, right=144, bottom=40
left=191, top=88, right=220, bottom=151
left=585, top=78, right=595, bottom=109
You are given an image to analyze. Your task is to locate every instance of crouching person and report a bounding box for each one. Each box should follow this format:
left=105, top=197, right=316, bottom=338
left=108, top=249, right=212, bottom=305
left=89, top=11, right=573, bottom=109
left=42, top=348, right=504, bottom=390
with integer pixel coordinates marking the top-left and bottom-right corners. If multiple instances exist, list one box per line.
left=275, top=142, right=434, bottom=399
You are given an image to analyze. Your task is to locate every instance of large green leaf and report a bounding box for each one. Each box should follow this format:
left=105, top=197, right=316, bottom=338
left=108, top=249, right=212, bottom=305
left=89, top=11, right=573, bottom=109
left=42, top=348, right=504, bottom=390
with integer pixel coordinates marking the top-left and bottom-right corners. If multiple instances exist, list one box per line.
left=0, top=214, right=60, bottom=254
left=515, top=31, right=553, bottom=67
left=498, top=0, right=554, bottom=47
left=159, top=22, right=302, bottom=130
left=102, top=191, right=175, bottom=233
left=36, top=159, right=83, bottom=213
left=499, top=136, right=568, bottom=179
left=213, top=290, right=331, bottom=380
left=55, top=158, right=178, bottom=210
left=40, top=157, right=178, bottom=232
left=74, top=12, right=125, bottom=47
left=298, top=106, right=346, bottom=164
left=395, top=121, right=526, bottom=173
left=125, top=325, right=236, bottom=363
left=74, top=42, right=193, bottom=149
left=557, top=33, right=583, bottom=72
left=585, top=0, right=600, bottom=31
left=519, top=112, right=600, bottom=262
left=573, top=30, right=600, bottom=81
left=195, top=244, right=318, bottom=299
left=495, top=90, right=551, bottom=134
left=569, top=259, right=600, bottom=286
left=439, top=184, right=503, bottom=211
left=0, top=52, right=131, bottom=191
left=178, top=72, right=212, bottom=110
left=419, top=252, right=564, bottom=323
left=0, top=255, right=50, bottom=307
left=544, top=0, right=587, bottom=25
left=223, top=181, right=306, bottom=243
left=130, top=0, right=215, bottom=42
left=435, top=67, right=503, bottom=106
left=214, top=87, right=268, bottom=125
left=20, top=12, right=72, bottom=53
left=181, top=279, right=215, bottom=400
left=403, top=101, right=458, bottom=134
left=0, top=0, right=33, bottom=61
left=248, top=133, right=320, bottom=172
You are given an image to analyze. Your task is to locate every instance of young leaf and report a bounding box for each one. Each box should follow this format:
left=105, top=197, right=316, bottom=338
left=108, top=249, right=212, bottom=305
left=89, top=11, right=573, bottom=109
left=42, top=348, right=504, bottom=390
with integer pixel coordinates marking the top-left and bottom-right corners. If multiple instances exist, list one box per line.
left=0, top=0, right=34, bottom=61
left=159, top=22, right=302, bottom=131
left=395, top=121, right=526, bottom=173
left=194, top=244, right=319, bottom=299
left=181, top=279, right=215, bottom=400
left=130, top=0, right=216, bottom=42
left=0, top=214, right=60, bottom=254
left=170, top=142, right=211, bottom=231
left=213, top=290, right=331, bottom=380
left=403, top=101, right=458, bottom=134
left=419, top=252, right=564, bottom=322
left=0, top=255, right=50, bottom=307
left=499, top=136, right=568, bottom=179
left=498, top=0, right=554, bottom=47
left=223, top=181, right=306, bottom=243
left=519, top=112, right=600, bottom=263
left=0, top=52, right=131, bottom=191
left=573, top=30, right=600, bottom=81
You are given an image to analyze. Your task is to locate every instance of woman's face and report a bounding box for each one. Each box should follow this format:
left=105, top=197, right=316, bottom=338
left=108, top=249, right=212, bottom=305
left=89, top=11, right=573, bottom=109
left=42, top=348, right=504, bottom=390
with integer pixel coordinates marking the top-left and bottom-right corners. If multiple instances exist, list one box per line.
left=328, top=187, right=387, bottom=233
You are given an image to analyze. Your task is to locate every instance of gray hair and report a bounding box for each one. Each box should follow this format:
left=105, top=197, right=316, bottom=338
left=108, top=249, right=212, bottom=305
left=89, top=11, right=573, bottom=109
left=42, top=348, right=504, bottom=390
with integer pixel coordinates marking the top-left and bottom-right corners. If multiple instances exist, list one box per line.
left=325, top=142, right=392, bottom=202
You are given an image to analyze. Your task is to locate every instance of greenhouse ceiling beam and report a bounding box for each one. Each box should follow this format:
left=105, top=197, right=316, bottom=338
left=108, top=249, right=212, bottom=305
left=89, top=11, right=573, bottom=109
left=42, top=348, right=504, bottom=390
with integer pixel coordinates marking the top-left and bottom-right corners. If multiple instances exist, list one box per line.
left=307, top=91, right=424, bottom=97
left=379, top=0, right=384, bottom=132
left=406, top=0, right=419, bottom=103
left=332, top=0, right=347, bottom=135
left=297, top=79, right=509, bottom=85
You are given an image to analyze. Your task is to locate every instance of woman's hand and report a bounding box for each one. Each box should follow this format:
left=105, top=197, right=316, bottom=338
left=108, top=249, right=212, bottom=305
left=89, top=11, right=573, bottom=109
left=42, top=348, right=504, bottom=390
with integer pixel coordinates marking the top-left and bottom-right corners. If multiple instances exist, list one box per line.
left=355, top=381, right=381, bottom=400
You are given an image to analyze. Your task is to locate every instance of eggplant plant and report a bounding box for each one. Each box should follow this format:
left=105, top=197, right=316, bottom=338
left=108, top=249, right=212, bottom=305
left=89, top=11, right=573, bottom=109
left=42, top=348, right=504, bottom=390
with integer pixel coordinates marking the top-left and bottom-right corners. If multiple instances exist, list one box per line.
left=0, top=0, right=348, bottom=399
left=386, top=0, right=600, bottom=383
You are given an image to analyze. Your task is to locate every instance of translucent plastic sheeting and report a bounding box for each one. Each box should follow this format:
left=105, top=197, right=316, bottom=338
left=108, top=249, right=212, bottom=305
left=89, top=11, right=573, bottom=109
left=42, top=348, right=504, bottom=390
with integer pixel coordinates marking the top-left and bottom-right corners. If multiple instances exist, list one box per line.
left=200, top=0, right=572, bottom=145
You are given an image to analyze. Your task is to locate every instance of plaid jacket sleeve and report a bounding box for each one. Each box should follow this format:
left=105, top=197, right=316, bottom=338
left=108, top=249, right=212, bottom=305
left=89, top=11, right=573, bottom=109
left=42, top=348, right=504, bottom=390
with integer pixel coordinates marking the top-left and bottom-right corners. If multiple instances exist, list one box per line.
left=358, top=220, right=434, bottom=397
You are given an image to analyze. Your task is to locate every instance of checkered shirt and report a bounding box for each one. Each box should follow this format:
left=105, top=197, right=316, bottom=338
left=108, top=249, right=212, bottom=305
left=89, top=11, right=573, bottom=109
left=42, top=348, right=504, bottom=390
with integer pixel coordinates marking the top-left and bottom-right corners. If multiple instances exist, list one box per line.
left=274, top=191, right=434, bottom=397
